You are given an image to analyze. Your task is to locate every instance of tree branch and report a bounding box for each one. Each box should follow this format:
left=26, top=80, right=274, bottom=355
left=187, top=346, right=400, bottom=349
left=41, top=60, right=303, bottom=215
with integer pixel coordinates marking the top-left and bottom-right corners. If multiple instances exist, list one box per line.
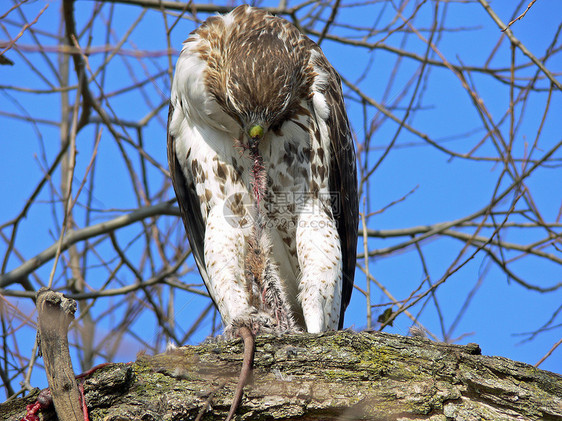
left=1, top=331, right=560, bottom=420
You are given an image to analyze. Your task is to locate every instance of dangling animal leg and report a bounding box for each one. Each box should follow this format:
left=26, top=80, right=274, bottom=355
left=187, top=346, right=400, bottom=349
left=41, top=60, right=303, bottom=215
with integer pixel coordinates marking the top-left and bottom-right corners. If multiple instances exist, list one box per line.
left=225, top=326, right=254, bottom=421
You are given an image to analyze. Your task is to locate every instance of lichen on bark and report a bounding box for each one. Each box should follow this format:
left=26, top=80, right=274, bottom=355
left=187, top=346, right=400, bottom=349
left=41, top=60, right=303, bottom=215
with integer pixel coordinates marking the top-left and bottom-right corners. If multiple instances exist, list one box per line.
left=1, top=331, right=560, bottom=420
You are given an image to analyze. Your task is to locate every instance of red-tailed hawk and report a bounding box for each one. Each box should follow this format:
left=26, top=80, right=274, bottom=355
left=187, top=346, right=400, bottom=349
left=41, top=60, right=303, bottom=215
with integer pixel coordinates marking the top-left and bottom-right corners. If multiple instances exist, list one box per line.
left=167, top=5, right=358, bottom=337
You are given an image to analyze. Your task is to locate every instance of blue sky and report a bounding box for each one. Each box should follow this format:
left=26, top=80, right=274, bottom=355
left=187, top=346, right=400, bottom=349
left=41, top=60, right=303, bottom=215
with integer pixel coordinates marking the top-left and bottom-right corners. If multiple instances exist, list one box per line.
left=0, top=0, right=560, bottom=398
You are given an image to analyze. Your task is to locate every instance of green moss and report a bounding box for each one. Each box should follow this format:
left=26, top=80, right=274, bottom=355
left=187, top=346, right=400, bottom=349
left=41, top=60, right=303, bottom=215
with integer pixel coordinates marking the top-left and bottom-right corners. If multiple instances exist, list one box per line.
left=323, top=368, right=361, bottom=381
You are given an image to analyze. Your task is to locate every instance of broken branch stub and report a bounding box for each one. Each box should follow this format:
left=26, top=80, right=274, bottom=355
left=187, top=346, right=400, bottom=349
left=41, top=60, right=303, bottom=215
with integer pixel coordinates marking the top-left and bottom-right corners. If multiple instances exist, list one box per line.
left=36, top=287, right=83, bottom=421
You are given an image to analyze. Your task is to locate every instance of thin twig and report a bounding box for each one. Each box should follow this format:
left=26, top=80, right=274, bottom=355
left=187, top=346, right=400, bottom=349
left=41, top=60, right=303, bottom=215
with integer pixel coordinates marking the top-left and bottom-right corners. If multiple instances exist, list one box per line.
left=478, top=0, right=562, bottom=90
left=502, top=0, right=538, bottom=32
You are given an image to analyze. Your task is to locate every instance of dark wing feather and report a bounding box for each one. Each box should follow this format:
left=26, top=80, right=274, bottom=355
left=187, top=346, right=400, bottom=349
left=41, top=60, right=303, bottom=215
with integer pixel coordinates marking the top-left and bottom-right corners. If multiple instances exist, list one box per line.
left=314, top=55, right=359, bottom=329
left=167, top=103, right=211, bottom=289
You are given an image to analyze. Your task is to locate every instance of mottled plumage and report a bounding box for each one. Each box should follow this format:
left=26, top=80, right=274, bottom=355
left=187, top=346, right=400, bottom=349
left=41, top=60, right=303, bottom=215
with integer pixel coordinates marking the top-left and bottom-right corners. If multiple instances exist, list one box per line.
left=167, top=5, right=358, bottom=335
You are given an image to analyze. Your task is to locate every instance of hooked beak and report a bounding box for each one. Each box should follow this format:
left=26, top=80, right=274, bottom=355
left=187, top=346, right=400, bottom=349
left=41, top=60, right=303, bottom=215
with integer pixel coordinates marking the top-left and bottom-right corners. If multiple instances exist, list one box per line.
left=248, top=124, right=264, bottom=148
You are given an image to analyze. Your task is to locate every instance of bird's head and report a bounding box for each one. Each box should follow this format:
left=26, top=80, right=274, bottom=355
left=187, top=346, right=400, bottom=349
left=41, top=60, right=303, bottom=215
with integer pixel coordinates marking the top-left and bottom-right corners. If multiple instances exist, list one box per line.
left=196, top=5, right=312, bottom=147
left=218, top=31, right=308, bottom=147
left=223, top=75, right=293, bottom=147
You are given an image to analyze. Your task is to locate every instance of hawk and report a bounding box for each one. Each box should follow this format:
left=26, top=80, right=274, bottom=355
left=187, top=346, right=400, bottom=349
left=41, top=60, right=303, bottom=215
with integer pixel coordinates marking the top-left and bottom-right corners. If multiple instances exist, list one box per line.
left=167, top=5, right=358, bottom=337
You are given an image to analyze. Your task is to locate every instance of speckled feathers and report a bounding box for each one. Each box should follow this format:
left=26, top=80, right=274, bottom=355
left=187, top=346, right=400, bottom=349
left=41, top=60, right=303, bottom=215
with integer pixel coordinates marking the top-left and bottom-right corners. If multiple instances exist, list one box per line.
left=167, top=5, right=358, bottom=334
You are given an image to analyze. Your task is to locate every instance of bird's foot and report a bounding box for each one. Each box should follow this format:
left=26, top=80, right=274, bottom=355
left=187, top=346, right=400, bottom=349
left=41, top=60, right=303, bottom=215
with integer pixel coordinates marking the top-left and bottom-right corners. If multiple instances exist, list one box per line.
left=224, top=311, right=280, bottom=339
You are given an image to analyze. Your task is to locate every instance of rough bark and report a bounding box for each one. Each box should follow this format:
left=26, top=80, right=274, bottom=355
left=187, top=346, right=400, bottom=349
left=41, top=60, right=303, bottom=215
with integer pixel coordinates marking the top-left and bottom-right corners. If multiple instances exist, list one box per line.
left=1, top=331, right=560, bottom=420
left=35, top=288, right=83, bottom=421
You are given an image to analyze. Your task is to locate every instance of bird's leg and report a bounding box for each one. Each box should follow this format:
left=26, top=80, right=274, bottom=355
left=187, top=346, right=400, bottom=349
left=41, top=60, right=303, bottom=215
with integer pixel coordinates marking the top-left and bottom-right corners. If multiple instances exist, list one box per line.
left=296, top=207, right=343, bottom=332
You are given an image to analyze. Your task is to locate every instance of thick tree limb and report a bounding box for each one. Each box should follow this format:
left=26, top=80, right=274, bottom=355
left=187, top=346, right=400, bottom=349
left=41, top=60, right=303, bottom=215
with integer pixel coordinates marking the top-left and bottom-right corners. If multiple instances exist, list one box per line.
left=1, top=331, right=560, bottom=420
